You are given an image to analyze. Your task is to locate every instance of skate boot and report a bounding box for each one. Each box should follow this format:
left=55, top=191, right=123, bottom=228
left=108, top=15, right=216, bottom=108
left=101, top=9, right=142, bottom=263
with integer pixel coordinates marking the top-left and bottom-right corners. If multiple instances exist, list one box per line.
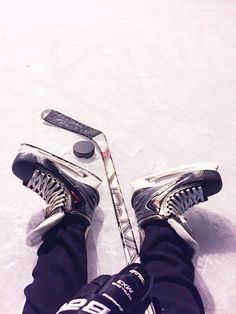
left=131, top=162, right=222, bottom=250
left=12, top=144, right=101, bottom=246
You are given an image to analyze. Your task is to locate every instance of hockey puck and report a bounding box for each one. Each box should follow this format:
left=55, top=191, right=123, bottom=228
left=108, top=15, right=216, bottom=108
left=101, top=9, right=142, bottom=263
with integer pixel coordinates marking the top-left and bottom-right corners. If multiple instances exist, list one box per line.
left=73, top=141, right=95, bottom=159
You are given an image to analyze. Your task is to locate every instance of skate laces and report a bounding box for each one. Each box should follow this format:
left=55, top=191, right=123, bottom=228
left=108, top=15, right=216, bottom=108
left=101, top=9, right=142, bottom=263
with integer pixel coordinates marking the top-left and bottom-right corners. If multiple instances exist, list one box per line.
left=27, top=169, right=67, bottom=217
left=166, top=186, right=205, bottom=216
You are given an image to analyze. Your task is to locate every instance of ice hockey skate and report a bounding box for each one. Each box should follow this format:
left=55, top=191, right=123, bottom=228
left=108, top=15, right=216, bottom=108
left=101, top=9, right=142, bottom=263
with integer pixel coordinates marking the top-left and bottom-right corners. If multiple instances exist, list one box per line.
left=12, top=144, right=101, bottom=246
left=131, top=162, right=222, bottom=250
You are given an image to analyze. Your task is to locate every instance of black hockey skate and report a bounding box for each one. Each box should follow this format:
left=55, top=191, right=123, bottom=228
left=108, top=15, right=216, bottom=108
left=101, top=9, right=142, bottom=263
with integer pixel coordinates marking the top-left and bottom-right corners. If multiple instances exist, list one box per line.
left=131, top=162, right=222, bottom=249
left=12, top=144, right=101, bottom=246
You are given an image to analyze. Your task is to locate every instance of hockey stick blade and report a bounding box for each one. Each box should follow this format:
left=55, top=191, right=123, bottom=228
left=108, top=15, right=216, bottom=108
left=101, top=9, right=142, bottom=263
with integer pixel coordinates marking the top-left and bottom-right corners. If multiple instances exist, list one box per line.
left=42, top=109, right=102, bottom=139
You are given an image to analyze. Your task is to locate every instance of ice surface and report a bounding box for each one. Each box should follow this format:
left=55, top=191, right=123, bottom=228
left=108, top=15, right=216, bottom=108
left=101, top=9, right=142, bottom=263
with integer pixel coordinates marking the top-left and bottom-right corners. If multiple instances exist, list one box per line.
left=0, top=0, right=236, bottom=313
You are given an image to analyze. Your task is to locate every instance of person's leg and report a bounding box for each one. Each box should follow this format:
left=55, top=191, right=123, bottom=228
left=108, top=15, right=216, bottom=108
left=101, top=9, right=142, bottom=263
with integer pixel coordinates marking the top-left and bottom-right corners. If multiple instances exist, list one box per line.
left=140, top=220, right=204, bottom=314
left=131, top=163, right=222, bottom=314
left=23, top=215, right=88, bottom=314
left=12, top=147, right=100, bottom=314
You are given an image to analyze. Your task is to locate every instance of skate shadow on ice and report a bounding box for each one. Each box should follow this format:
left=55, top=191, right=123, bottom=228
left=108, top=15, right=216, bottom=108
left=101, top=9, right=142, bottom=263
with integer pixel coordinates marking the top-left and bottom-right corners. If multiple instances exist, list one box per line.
left=185, top=207, right=236, bottom=314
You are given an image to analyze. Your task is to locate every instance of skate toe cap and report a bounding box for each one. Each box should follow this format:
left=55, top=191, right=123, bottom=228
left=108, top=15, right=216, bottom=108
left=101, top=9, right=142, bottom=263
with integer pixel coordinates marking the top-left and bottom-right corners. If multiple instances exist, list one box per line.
left=203, top=170, right=223, bottom=197
left=12, top=153, right=36, bottom=183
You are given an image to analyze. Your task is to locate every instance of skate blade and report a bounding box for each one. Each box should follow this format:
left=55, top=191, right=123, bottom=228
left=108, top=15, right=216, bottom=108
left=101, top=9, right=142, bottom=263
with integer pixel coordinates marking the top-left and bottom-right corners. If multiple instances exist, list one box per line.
left=131, top=162, right=219, bottom=191
left=20, top=143, right=102, bottom=189
left=26, top=212, right=65, bottom=246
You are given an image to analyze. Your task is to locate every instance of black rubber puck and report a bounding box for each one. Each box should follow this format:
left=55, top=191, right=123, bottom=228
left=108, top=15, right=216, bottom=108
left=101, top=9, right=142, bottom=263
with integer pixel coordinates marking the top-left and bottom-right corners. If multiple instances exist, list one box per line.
left=73, top=141, right=95, bottom=159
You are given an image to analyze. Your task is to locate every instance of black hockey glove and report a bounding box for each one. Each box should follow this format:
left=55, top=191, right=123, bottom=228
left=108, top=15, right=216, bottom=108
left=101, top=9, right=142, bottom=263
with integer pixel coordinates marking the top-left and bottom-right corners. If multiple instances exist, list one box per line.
left=56, top=263, right=152, bottom=314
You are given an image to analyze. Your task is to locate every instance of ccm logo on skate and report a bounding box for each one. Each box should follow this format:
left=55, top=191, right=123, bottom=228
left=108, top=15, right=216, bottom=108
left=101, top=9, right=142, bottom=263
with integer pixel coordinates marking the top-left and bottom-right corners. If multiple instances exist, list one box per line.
left=56, top=298, right=111, bottom=313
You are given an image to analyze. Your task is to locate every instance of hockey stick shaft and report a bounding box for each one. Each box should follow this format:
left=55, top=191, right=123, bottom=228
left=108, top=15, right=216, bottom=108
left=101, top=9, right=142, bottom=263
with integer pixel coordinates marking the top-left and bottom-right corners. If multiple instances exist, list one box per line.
left=94, top=133, right=139, bottom=263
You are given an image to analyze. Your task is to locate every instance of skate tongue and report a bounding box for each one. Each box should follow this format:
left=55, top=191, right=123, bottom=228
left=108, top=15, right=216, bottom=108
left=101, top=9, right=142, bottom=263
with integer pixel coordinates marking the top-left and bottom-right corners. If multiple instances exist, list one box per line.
left=168, top=217, right=199, bottom=251
left=26, top=212, right=65, bottom=246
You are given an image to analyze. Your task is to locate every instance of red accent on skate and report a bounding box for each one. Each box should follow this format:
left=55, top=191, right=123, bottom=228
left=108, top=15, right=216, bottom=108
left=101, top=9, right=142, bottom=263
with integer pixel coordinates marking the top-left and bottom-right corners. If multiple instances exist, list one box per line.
left=102, top=149, right=111, bottom=159
left=71, top=191, right=81, bottom=204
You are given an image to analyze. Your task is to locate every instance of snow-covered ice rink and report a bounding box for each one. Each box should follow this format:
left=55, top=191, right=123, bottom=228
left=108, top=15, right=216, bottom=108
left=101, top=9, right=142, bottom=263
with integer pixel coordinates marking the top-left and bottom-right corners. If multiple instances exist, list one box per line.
left=0, top=1, right=236, bottom=313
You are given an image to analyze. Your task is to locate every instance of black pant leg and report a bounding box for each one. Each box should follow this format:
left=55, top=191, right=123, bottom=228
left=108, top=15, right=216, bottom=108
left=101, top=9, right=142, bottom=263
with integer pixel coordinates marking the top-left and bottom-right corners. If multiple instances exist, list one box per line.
left=23, top=215, right=88, bottom=314
left=140, top=220, right=205, bottom=314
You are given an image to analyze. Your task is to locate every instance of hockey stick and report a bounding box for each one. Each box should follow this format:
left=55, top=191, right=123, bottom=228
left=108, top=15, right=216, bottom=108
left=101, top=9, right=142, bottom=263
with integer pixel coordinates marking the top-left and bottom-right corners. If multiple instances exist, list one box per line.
left=41, top=109, right=156, bottom=314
